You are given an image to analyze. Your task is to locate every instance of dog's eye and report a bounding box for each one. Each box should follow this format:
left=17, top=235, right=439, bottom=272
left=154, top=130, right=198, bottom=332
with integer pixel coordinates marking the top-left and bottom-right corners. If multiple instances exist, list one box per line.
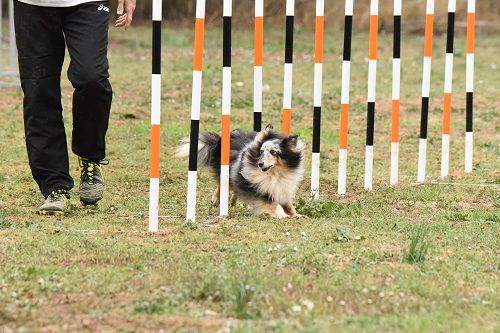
left=260, top=150, right=264, bottom=155
left=270, top=150, right=277, bottom=156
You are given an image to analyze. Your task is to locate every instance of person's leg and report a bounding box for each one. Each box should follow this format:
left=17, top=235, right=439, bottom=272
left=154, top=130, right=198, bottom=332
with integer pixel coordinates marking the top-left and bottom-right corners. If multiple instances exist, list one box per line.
left=63, top=1, right=112, bottom=161
left=14, top=0, right=73, bottom=197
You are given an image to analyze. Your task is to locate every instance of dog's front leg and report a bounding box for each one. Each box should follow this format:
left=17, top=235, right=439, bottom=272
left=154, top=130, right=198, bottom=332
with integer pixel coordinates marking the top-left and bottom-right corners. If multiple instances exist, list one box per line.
left=230, top=192, right=238, bottom=206
left=282, top=202, right=307, bottom=218
left=272, top=204, right=289, bottom=219
left=211, top=184, right=220, bottom=207
left=253, top=201, right=288, bottom=218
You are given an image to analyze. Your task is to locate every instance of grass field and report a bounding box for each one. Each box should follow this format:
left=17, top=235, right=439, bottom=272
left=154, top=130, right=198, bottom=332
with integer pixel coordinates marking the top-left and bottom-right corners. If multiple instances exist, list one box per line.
left=0, top=22, right=499, bottom=332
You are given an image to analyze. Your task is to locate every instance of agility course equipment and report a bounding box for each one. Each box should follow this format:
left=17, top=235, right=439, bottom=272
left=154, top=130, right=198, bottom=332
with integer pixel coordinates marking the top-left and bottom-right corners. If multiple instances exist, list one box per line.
left=148, top=0, right=162, bottom=232
left=417, top=0, right=435, bottom=183
left=0, top=0, right=18, bottom=88
left=310, top=0, right=324, bottom=199
left=465, top=0, right=475, bottom=173
left=253, top=0, right=264, bottom=132
left=440, top=0, right=456, bottom=178
left=219, top=0, right=232, bottom=217
left=390, top=0, right=402, bottom=186
left=337, top=0, right=353, bottom=196
left=363, top=0, right=379, bottom=191
left=148, top=1, right=477, bottom=228
left=185, top=0, right=207, bottom=223
left=281, top=0, right=294, bottom=134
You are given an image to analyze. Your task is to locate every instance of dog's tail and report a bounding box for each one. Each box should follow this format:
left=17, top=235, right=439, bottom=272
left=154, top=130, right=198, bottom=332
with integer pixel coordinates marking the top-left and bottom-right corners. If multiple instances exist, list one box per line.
left=176, top=132, right=221, bottom=170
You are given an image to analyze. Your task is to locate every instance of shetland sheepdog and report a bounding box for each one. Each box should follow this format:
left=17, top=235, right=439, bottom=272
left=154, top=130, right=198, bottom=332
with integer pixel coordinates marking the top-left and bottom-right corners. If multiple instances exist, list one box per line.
left=176, top=124, right=306, bottom=218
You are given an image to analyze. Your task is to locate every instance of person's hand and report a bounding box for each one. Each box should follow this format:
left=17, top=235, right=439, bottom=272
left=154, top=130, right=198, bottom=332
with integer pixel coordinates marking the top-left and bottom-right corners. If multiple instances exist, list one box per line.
left=115, top=0, right=136, bottom=29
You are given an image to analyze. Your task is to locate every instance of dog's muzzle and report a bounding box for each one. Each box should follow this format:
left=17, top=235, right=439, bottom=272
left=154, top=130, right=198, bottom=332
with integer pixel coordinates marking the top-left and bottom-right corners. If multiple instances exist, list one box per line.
left=258, top=163, right=273, bottom=172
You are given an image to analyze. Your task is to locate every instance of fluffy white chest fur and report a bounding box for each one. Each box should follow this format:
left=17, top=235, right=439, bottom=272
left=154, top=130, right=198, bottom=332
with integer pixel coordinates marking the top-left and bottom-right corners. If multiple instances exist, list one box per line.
left=240, top=163, right=303, bottom=204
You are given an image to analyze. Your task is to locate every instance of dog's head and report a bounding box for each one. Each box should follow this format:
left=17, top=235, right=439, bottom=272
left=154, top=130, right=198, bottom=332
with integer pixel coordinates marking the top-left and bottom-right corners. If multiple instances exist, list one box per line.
left=253, top=124, right=304, bottom=173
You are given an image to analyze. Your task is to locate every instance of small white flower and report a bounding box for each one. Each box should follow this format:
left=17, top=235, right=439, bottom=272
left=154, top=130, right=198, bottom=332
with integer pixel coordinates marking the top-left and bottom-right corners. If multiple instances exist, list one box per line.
left=301, top=299, right=314, bottom=310
left=236, top=81, right=244, bottom=87
left=300, top=231, right=306, bottom=237
left=293, top=247, right=299, bottom=252
left=355, top=235, right=361, bottom=241
left=339, top=300, right=346, bottom=306
left=326, top=296, right=333, bottom=302
left=291, top=305, right=302, bottom=313
left=367, top=299, right=373, bottom=304
left=286, top=231, right=291, bottom=236
left=268, top=247, right=273, bottom=252
left=362, top=288, right=369, bottom=294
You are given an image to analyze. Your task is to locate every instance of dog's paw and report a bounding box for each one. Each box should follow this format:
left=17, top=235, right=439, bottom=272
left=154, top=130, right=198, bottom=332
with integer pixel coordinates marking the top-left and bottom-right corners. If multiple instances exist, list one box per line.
left=230, top=193, right=238, bottom=206
left=292, top=213, right=308, bottom=219
left=211, top=195, right=220, bottom=207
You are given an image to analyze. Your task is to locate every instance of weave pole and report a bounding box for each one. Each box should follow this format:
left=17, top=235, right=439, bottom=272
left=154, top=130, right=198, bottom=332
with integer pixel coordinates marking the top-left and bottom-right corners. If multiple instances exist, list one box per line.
left=0, top=0, right=18, bottom=87
left=148, top=0, right=162, bottom=232
left=363, top=0, right=378, bottom=191
left=390, top=0, right=401, bottom=186
left=310, top=0, right=324, bottom=199
left=417, top=0, right=434, bottom=183
left=220, top=0, right=232, bottom=216
left=281, top=0, right=294, bottom=134
left=186, top=0, right=206, bottom=223
left=440, top=0, right=456, bottom=177
left=464, top=0, right=475, bottom=173
left=337, top=0, right=353, bottom=195
left=253, top=0, right=264, bottom=132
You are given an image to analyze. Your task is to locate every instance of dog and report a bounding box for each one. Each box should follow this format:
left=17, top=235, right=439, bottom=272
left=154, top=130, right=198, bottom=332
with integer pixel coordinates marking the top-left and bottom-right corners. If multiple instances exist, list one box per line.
left=176, top=124, right=306, bottom=218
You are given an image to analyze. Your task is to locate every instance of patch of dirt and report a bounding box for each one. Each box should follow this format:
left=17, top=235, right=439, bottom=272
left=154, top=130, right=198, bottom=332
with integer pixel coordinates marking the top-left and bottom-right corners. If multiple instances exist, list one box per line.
left=1, top=291, right=232, bottom=333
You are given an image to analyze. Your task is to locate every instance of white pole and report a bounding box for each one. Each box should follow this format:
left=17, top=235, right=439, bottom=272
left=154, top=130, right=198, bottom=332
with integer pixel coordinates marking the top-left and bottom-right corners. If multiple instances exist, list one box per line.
left=9, top=0, right=16, bottom=72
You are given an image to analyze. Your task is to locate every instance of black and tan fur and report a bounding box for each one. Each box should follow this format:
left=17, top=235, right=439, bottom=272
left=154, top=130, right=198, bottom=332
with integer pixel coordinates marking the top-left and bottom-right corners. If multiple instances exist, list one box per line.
left=177, top=124, right=306, bottom=218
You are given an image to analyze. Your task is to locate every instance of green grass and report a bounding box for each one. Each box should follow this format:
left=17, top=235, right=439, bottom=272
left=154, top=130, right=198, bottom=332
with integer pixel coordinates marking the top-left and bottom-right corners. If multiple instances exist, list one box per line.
left=0, top=23, right=499, bottom=332
left=403, top=224, right=431, bottom=264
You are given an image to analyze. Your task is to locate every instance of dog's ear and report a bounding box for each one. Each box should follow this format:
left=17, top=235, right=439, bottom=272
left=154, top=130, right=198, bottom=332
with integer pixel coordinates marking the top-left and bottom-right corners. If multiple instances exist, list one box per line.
left=256, top=124, right=274, bottom=141
left=283, top=135, right=298, bottom=147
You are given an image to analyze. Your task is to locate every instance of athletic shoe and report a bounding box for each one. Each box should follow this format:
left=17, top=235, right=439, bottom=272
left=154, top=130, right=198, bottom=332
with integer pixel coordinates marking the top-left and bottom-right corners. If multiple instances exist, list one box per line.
left=79, top=157, right=108, bottom=206
left=38, top=189, right=70, bottom=215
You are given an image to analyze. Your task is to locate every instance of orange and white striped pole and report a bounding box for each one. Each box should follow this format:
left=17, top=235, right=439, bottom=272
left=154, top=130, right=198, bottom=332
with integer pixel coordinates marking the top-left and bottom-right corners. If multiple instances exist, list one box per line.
left=310, top=0, right=324, bottom=199
left=220, top=0, right=232, bottom=216
left=440, top=0, right=456, bottom=177
left=464, top=0, right=475, bottom=173
left=281, top=0, right=294, bottom=134
left=186, top=0, right=206, bottom=223
left=148, top=0, right=162, bottom=232
left=417, top=0, right=434, bottom=183
left=364, top=0, right=378, bottom=191
left=337, top=0, right=353, bottom=195
left=253, top=0, right=264, bottom=132
left=390, top=0, right=401, bottom=186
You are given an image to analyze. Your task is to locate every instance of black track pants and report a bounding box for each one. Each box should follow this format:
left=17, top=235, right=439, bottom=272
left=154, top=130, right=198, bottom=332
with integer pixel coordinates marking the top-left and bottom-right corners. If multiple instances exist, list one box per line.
left=14, top=0, right=112, bottom=197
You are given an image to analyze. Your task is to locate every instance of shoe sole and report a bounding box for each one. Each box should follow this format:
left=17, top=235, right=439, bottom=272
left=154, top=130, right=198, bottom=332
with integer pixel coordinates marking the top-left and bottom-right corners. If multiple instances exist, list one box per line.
left=38, top=209, right=66, bottom=216
left=80, top=198, right=102, bottom=206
